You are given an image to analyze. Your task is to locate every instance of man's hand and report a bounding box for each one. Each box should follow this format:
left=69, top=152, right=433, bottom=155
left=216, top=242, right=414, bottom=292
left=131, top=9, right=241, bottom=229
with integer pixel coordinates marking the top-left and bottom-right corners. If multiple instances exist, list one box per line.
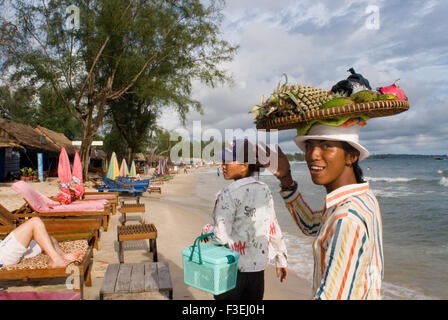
left=276, top=267, right=288, bottom=283
left=256, top=142, right=293, bottom=187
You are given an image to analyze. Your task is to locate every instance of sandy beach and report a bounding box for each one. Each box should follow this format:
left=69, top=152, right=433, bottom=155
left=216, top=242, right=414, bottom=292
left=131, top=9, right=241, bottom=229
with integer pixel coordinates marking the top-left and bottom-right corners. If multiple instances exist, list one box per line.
left=0, top=168, right=311, bottom=300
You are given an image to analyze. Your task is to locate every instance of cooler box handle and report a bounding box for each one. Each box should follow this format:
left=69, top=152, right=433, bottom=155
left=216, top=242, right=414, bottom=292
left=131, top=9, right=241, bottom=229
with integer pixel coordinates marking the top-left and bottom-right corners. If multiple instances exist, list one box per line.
left=189, top=233, right=214, bottom=265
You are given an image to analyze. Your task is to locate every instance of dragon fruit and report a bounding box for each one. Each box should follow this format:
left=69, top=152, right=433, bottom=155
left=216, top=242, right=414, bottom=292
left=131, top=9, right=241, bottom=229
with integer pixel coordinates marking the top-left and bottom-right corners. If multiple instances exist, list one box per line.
left=378, top=82, right=407, bottom=101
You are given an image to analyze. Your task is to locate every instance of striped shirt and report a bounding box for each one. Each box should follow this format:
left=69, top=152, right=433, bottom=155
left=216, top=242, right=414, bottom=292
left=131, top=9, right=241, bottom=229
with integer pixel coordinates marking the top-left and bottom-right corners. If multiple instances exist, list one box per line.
left=281, top=182, right=384, bottom=300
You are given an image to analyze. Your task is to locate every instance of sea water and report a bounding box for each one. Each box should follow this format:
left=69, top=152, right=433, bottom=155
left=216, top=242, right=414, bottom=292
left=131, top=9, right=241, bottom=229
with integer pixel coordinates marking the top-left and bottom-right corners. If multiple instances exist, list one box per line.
left=195, top=157, right=448, bottom=300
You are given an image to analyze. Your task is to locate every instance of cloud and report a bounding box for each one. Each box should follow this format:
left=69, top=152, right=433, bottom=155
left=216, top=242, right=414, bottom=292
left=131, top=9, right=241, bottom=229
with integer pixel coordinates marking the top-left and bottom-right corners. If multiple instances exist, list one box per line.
left=160, top=0, right=448, bottom=155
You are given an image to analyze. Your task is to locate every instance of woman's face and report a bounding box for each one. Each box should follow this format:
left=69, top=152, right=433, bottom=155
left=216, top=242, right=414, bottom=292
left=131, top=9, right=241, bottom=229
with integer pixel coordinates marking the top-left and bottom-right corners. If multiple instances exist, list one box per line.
left=305, top=139, right=358, bottom=193
left=221, top=161, right=249, bottom=180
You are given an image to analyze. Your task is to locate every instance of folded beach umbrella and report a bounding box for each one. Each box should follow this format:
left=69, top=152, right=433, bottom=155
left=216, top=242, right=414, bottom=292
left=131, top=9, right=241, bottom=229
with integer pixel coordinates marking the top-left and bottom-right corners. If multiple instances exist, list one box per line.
left=107, top=152, right=120, bottom=180
left=164, top=159, right=169, bottom=173
left=159, top=159, right=164, bottom=175
left=57, top=146, right=72, bottom=204
left=120, top=159, right=130, bottom=177
left=72, top=150, right=85, bottom=198
left=130, top=160, right=136, bottom=178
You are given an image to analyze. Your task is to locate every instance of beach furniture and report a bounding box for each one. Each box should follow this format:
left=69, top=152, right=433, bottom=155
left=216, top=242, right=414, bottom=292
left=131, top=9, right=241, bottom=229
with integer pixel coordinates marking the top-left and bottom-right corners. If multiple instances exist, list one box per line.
left=119, top=201, right=145, bottom=225
left=0, top=203, right=101, bottom=250
left=147, top=182, right=162, bottom=194
left=117, top=223, right=158, bottom=263
left=82, top=191, right=118, bottom=215
left=11, top=181, right=112, bottom=232
left=0, top=239, right=94, bottom=299
left=0, top=291, right=81, bottom=300
left=49, top=191, right=119, bottom=216
left=97, top=178, right=145, bottom=197
left=99, top=262, right=172, bottom=300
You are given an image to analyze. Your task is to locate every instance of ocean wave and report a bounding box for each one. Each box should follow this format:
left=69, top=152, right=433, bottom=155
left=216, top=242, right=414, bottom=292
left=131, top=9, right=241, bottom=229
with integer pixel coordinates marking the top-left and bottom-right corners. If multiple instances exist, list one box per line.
left=382, top=282, right=438, bottom=300
left=278, top=232, right=440, bottom=300
left=439, top=177, right=448, bottom=187
left=370, top=188, right=416, bottom=198
left=365, top=176, right=418, bottom=183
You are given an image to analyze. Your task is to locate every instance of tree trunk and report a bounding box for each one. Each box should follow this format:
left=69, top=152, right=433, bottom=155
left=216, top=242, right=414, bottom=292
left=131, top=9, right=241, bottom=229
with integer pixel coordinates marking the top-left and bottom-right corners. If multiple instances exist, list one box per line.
left=127, top=147, right=135, bottom=165
left=80, top=131, right=94, bottom=182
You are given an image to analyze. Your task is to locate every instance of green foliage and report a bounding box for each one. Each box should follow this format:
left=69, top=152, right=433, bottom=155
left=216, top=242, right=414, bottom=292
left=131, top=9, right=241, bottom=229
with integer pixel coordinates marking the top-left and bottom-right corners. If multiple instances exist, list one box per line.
left=0, top=85, right=38, bottom=125
left=0, top=0, right=237, bottom=177
left=20, top=167, right=36, bottom=177
left=35, top=85, right=83, bottom=140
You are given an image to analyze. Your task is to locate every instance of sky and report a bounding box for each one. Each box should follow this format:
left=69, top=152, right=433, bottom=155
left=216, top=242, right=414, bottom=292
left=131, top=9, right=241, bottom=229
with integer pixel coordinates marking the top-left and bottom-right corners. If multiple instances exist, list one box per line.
left=158, top=0, right=448, bottom=155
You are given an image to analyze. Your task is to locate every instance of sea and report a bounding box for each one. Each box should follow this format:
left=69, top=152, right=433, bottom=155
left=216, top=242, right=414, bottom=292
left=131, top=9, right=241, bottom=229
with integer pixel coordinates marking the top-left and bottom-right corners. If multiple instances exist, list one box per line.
left=193, top=156, right=448, bottom=300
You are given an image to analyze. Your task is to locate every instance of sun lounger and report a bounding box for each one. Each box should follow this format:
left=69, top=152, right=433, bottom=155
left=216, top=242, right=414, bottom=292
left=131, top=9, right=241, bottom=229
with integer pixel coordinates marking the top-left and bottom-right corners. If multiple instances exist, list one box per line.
left=11, top=181, right=112, bottom=231
left=0, top=291, right=81, bottom=300
left=49, top=191, right=119, bottom=215
left=0, top=239, right=93, bottom=299
left=97, top=178, right=145, bottom=197
left=0, top=203, right=101, bottom=250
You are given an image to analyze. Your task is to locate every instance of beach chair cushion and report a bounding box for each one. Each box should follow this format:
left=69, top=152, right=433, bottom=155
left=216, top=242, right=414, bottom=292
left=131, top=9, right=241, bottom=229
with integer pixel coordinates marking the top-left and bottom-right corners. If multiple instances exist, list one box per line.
left=11, top=181, right=108, bottom=213
left=0, top=291, right=81, bottom=300
left=0, top=240, right=89, bottom=271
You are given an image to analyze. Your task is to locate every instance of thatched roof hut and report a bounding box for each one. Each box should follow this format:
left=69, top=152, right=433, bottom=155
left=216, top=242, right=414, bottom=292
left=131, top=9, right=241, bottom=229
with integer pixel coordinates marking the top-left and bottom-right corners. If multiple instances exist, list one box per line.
left=0, top=118, right=59, bottom=152
left=0, top=134, right=25, bottom=150
left=34, top=125, right=76, bottom=155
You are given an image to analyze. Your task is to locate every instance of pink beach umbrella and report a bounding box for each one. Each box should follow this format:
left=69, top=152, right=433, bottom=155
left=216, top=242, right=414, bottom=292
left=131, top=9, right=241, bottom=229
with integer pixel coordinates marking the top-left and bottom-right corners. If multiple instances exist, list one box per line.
left=58, top=146, right=72, bottom=204
left=72, top=150, right=85, bottom=199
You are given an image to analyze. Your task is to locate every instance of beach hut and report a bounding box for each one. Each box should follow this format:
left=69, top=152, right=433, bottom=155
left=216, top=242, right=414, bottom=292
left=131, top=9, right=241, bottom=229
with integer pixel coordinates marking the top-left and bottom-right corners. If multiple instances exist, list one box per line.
left=0, top=118, right=60, bottom=181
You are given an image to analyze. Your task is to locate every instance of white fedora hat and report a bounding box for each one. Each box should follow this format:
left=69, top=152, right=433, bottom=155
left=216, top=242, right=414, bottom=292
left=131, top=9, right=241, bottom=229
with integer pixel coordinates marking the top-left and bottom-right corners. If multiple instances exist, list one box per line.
left=293, top=124, right=369, bottom=160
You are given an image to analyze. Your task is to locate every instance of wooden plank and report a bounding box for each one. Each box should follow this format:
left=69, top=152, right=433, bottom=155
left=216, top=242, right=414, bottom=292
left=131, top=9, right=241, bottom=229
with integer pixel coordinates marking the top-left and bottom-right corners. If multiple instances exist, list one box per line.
left=119, top=231, right=156, bottom=242
left=100, top=264, right=120, bottom=294
left=144, top=262, right=158, bottom=292
left=157, top=261, right=172, bottom=290
left=115, top=264, right=132, bottom=292
left=129, top=263, right=145, bottom=293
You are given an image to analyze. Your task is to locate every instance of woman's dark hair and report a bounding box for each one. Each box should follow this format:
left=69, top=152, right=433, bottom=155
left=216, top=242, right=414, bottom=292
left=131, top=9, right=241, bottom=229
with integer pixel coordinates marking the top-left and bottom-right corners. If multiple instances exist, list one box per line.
left=248, top=163, right=262, bottom=176
left=341, top=142, right=365, bottom=183
left=241, top=139, right=261, bottom=177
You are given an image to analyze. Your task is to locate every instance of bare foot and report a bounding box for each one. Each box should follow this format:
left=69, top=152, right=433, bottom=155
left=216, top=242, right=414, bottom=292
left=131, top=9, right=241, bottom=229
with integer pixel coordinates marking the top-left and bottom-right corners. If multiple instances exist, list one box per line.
left=62, top=251, right=83, bottom=263
left=49, top=257, right=70, bottom=268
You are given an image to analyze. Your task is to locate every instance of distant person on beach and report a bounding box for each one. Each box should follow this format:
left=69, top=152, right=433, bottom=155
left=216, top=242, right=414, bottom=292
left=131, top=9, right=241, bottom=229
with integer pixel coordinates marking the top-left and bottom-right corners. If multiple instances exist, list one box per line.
left=216, top=167, right=220, bottom=176
left=202, top=139, right=288, bottom=300
left=257, top=124, right=383, bottom=300
left=0, top=217, right=83, bottom=268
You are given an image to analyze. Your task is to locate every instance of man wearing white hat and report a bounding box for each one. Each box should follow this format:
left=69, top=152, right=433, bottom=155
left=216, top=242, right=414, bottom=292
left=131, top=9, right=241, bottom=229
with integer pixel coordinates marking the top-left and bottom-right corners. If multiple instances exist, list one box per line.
left=259, top=122, right=384, bottom=300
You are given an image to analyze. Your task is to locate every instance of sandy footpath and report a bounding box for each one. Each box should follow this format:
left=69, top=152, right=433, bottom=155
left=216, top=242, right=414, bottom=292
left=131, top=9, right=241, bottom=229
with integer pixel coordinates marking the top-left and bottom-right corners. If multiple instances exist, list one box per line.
left=0, top=170, right=311, bottom=300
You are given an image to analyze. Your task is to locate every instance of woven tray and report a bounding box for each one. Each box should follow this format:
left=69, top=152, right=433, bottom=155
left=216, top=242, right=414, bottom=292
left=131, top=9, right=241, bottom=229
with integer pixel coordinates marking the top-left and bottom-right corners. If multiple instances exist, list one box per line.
left=256, top=100, right=410, bottom=131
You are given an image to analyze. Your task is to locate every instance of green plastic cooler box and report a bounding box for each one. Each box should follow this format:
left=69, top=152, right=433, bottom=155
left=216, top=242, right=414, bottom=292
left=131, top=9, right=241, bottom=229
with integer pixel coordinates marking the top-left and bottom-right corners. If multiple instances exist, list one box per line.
left=182, top=233, right=240, bottom=295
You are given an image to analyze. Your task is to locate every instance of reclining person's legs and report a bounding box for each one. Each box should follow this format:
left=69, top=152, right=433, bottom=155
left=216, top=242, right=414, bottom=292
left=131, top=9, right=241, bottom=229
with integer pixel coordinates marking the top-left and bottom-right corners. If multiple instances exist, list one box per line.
left=9, top=217, right=80, bottom=267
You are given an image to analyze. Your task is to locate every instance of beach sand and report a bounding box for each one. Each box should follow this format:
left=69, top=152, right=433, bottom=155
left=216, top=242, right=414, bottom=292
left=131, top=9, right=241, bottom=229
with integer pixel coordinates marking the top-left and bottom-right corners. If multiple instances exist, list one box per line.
left=0, top=169, right=311, bottom=300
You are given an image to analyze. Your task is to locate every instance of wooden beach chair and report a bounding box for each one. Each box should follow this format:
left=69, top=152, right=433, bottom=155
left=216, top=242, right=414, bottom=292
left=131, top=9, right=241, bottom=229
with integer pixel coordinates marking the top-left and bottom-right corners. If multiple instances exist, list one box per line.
left=50, top=191, right=119, bottom=215
left=10, top=181, right=112, bottom=232
left=0, top=203, right=101, bottom=250
left=0, top=238, right=94, bottom=299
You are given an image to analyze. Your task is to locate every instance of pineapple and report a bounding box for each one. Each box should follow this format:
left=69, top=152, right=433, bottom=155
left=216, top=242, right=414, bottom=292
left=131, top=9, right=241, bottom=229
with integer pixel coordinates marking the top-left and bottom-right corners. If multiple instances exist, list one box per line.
left=251, top=77, right=334, bottom=122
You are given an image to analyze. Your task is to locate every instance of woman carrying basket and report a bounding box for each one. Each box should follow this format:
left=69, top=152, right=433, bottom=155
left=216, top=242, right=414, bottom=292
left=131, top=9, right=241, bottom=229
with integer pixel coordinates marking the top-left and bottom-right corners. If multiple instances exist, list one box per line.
left=201, top=139, right=288, bottom=300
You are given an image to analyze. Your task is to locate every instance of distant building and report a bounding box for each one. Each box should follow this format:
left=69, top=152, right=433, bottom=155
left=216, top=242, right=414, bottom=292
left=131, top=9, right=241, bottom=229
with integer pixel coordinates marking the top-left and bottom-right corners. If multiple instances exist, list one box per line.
left=0, top=118, right=104, bottom=181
